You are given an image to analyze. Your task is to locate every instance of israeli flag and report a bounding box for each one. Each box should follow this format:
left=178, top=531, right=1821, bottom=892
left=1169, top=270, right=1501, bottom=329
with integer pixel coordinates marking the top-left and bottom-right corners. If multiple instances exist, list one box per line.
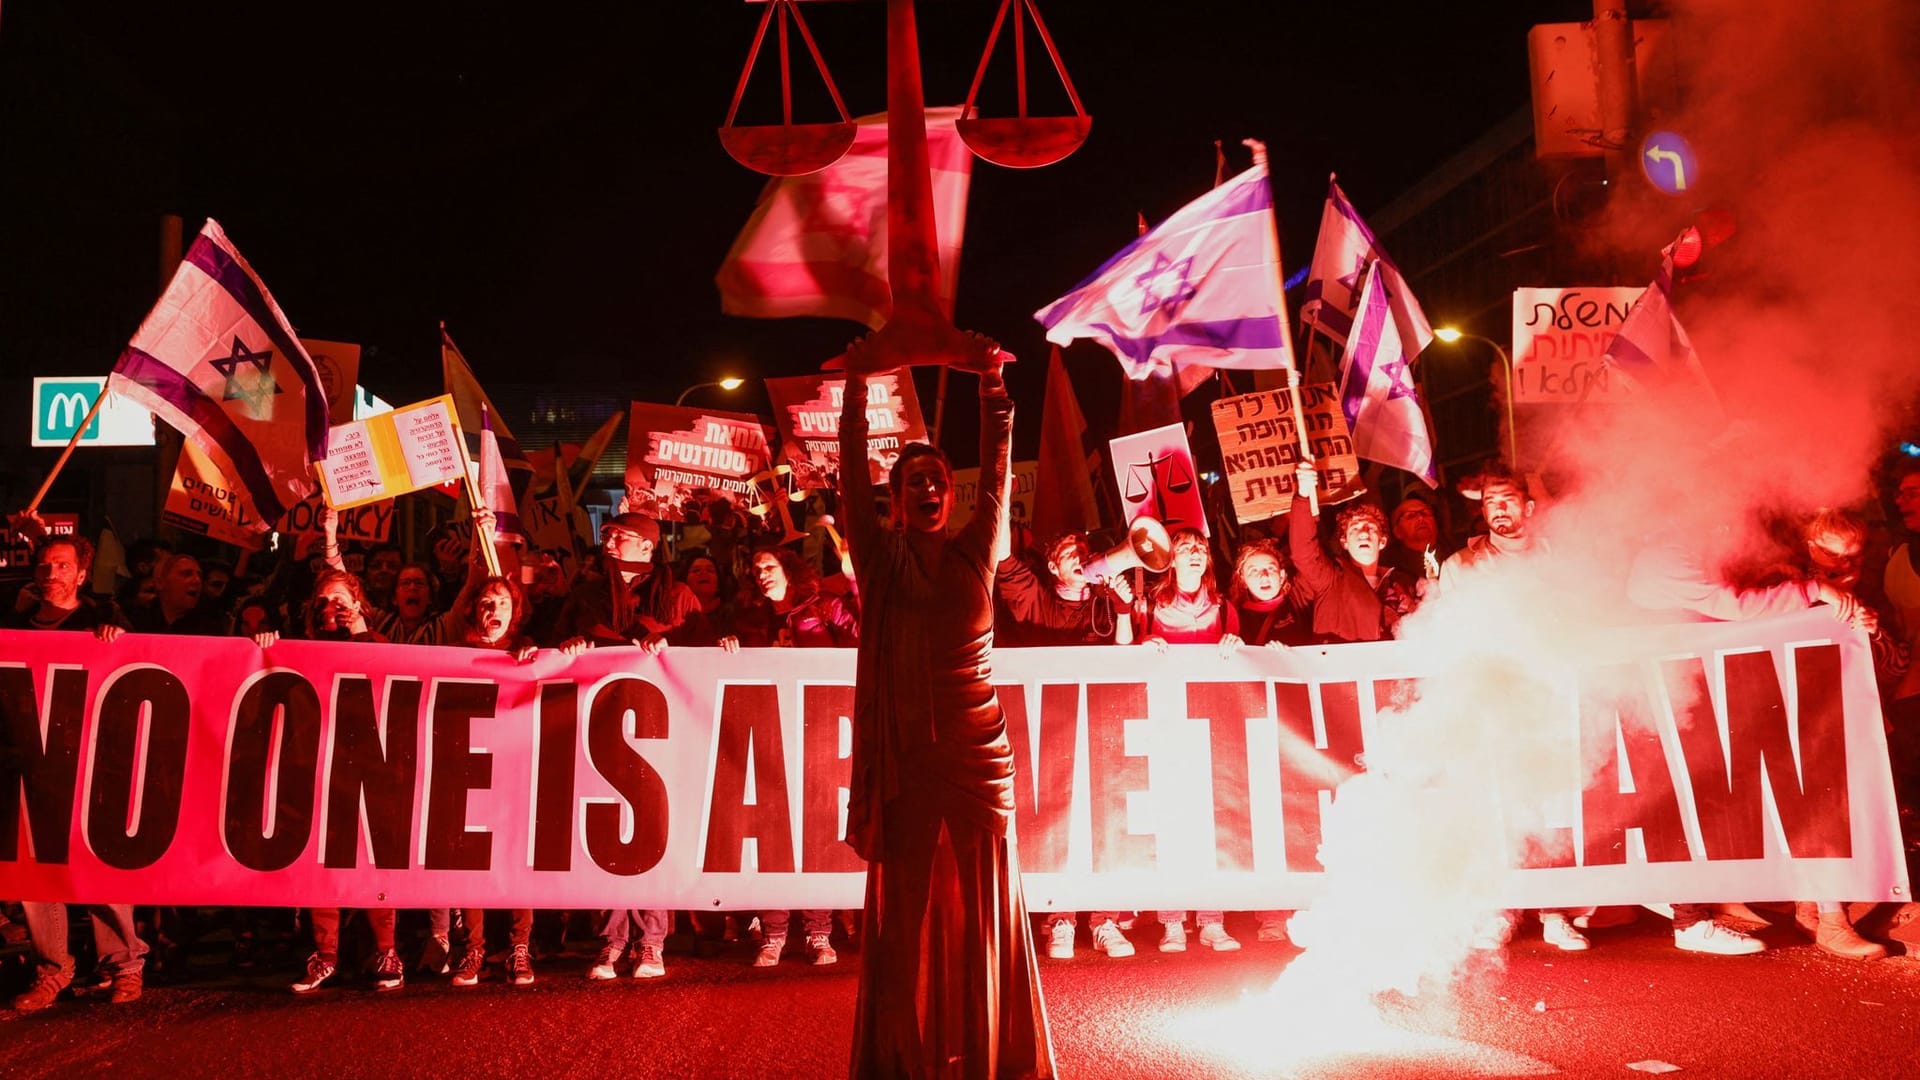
left=1035, top=165, right=1294, bottom=380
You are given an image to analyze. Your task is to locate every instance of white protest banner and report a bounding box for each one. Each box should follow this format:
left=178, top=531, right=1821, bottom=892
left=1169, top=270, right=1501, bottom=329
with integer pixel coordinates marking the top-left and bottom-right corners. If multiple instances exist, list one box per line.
left=0, top=611, right=1903, bottom=911
left=1512, top=287, right=1641, bottom=404
left=1211, top=383, right=1362, bottom=523
left=314, top=394, right=467, bottom=510
left=1110, top=423, right=1208, bottom=536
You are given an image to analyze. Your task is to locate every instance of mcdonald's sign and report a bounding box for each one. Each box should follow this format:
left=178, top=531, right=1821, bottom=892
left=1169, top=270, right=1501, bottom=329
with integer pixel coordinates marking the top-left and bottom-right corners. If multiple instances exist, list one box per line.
left=30, top=377, right=155, bottom=448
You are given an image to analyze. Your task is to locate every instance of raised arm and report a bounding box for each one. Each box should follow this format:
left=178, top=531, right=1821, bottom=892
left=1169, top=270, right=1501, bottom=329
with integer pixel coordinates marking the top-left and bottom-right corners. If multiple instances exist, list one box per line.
left=837, top=359, right=881, bottom=556
left=318, top=506, right=346, bottom=573
left=446, top=509, right=496, bottom=636
left=970, top=360, right=1015, bottom=559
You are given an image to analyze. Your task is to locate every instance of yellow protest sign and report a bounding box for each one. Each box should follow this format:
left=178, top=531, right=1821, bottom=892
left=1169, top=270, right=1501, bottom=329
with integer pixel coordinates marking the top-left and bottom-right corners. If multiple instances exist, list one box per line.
left=315, top=394, right=469, bottom=510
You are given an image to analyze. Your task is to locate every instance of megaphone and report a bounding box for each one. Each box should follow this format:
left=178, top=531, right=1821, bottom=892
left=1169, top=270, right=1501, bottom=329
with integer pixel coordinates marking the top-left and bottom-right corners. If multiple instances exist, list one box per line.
left=1086, top=516, right=1173, bottom=580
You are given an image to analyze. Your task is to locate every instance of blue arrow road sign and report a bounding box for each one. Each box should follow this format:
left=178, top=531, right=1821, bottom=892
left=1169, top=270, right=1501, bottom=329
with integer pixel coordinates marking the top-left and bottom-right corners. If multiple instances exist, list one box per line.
left=1640, top=131, right=1699, bottom=196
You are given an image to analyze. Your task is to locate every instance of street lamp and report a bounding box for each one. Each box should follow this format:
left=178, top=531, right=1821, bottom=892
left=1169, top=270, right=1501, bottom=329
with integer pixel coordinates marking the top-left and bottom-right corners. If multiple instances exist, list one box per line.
left=1432, top=327, right=1519, bottom=470
left=676, top=377, right=746, bottom=408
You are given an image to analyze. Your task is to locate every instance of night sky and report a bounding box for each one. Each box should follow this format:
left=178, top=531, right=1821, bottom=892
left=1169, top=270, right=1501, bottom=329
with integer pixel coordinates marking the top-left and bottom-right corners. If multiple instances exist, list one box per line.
left=0, top=0, right=1592, bottom=446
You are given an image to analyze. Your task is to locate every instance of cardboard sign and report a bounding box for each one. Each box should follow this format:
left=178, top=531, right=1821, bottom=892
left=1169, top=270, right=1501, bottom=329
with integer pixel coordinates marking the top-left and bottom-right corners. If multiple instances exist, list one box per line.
left=163, top=441, right=266, bottom=549
left=765, top=372, right=928, bottom=489
left=950, top=460, right=1038, bottom=529
left=0, top=611, right=1903, bottom=911
left=1109, top=423, right=1208, bottom=536
left=1211, top=383, right=1363, bottom=523
left=1511, top=287, right=1641, bottom=404
left=524, top=488, right=590, bottom=585
left=274, top=494, right=395, bottom=546
left=314, top=395, right=468, bottom=510
left=301, top=339, right=361, bottom=426
left=623, top=403, right=774, bottom=522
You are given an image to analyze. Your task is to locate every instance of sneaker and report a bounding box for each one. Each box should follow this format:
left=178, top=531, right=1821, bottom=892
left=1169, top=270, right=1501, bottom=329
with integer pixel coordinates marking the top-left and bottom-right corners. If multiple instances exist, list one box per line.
left=755, top=934, right=787, bottom=968
left=1198, top=923, right=1241, bottom=952
left=1540, top=914, right=1591, bottom=952
left=507, top=943, right=535, bottom=986
left=10, top=974, right=66, bottom=1013
left=1256, top=921, right=1290, bottom=944
left=418, top=933, right=451, bottom=975
left=1117, top=915, right=1136, bottom=931
left=1159, top=923, right=1187, bottom=953
left=1047, top=920, right=1076, bottom=960
left=808, top=933, right=838, bottom=966
left=634, top=943, right=666, bottom=978
left=1673, top=919, right=1764, bottom=955
left=588, top=943, right=624, bottom=981
left=1091, top=921, right=1135, bottom=958
left=372, top=949, right=405, bottom=992
left=450, top=948, right=486, bottom=986
left=109, top=971, right=143, bottom=1005
left=291, top=953, right=336, bottom=994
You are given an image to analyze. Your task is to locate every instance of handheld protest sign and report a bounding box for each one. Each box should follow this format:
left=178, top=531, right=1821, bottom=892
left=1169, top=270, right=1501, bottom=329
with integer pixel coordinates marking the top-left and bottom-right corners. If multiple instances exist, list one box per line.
left=1211, top=384, right=1362, bottom=524
left=312, top=395, right=467, bottom=510
left=624, top=403, right=774, bottom=522
left=1109, top=423, right=1207, bottom=537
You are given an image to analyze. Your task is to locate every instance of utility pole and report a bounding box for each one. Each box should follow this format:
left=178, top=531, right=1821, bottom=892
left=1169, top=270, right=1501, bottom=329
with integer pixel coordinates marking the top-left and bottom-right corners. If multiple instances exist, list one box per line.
left=1592, top=0, right=1637, bottom=184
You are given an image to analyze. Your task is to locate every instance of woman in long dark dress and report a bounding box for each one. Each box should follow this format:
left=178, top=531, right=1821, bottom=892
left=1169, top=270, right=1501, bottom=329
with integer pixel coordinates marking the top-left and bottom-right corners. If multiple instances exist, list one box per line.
left=839, top=336, right=1054, bottom=1079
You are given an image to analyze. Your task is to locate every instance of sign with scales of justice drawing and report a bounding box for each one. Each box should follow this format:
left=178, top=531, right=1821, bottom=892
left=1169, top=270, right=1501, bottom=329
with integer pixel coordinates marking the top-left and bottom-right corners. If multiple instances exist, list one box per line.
left=1109, top=423, right=1207, bottom=537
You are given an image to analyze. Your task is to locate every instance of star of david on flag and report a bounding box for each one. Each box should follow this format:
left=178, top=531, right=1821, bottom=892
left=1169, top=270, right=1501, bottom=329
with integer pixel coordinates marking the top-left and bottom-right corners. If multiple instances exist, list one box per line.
left=1034, top=163, right=1294, bottom=381
left=1300, top=179, right=1433, bottom=356
left=1338, top=262, right=1437, bottom=486
left=209, top=336, right=281, bottom=417
left=108, top=219, right=329, bottom=524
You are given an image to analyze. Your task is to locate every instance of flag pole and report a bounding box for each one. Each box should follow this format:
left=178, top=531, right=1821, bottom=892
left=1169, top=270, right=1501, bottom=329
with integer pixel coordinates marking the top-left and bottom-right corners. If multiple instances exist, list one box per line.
left=22, top=390, right=109, bottom=515
left=1243, top=138, right=1318, bottom=515
left=460, top=406, right=503, bottom=579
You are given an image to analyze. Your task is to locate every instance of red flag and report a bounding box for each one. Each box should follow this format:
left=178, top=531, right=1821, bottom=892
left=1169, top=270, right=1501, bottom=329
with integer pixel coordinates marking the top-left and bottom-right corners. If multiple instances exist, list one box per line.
left=716, top=107, right=972, bottom=329
left=1033, top=347, right=1102, bottom=544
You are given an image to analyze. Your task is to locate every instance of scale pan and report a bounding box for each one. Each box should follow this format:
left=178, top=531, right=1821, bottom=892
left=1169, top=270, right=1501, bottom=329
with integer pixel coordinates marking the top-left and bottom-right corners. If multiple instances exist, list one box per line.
left=956, top=115, right=1090, bottom=169
left=719, top=121, right=858, bottom=177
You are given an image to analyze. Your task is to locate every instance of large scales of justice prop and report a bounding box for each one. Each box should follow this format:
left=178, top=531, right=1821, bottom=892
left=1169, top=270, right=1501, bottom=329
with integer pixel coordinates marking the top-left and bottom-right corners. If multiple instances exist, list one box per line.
left=716, top=1, right=1319, bottom=513
left=719, top=0, right=1090, bottom=378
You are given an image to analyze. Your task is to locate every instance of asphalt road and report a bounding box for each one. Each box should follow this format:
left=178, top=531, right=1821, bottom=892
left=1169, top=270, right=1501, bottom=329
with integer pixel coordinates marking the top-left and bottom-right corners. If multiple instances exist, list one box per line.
left=3, top=911, right=1917, bottom=1079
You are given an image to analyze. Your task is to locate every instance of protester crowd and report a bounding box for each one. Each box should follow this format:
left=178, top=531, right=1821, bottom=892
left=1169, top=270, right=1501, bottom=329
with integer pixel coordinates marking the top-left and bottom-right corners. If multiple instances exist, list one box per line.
left=6, top=452, right=1919, bottom=1012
